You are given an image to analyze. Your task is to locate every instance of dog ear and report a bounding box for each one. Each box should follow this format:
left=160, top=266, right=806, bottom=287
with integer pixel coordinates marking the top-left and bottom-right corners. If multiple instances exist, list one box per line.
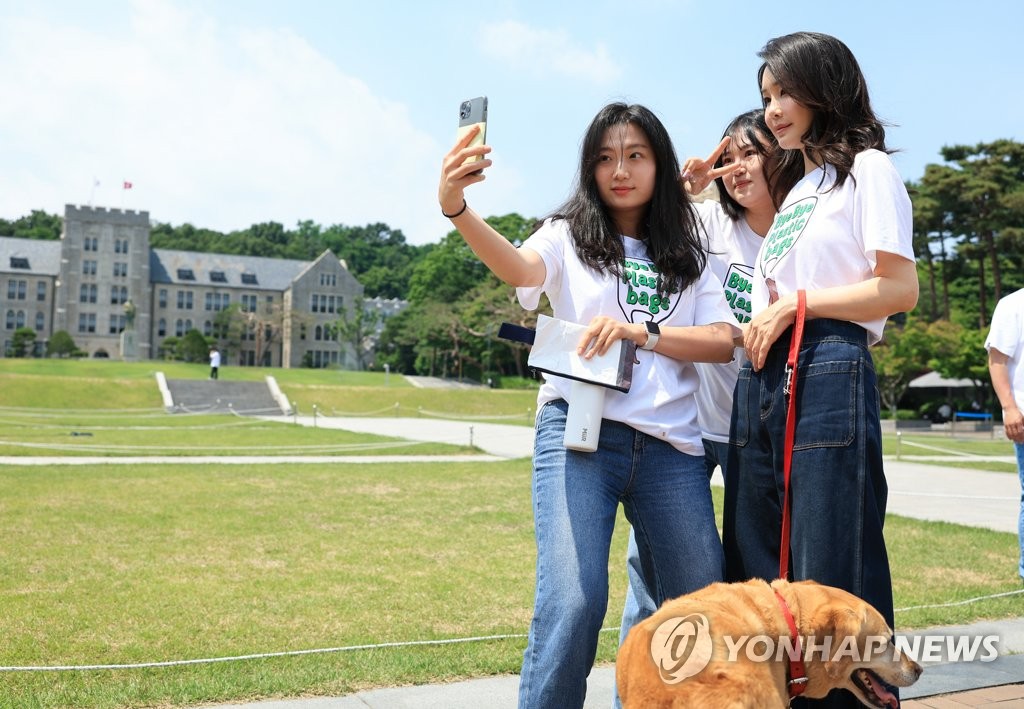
left=822, top=607, right=863, bottom=679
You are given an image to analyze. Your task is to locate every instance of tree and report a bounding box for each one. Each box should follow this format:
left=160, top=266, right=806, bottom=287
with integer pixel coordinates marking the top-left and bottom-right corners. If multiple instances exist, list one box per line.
left=0, top=210, right=62, bottom=240
left=922, top=140, right=1024, bottom=324
left=46, top=330, right=79, bottom=358
left=11, top=327, right=37, bottom=357
left=158, top=336, right=180, bottom=360
left=177, top=329, right=211, bottom=363
left=213, top=303, right=247, bottom=358
left=872, top=317, right=933, bottom=417
left=335, top=296, right=371, bottom=370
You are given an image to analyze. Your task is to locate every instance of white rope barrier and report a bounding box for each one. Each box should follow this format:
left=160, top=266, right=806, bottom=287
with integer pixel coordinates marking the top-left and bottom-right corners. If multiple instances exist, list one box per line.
left=2, top=589, right=1021, bottom=673
left=0, top=629, right=624, bottom=672
left=894, top=587, right=1024, bottom=612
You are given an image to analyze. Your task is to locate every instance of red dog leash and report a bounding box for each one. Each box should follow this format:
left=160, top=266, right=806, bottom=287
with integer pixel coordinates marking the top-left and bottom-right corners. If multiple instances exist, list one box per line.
left=774, top=588, right=808, bottom=698
left=779, top=290, right=807, bottom=581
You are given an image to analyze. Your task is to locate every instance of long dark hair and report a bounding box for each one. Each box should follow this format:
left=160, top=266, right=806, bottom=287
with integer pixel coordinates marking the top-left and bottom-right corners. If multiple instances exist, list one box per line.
left=757, top=32, right=888, bottom=207
left=712, top=108, right=786, bottom=219
left=550, top=102, right=705, bottom=294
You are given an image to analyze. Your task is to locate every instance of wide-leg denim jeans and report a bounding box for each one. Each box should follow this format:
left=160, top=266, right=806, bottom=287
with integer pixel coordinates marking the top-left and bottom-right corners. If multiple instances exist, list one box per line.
left=518, top=399, right=724, bottom=709
left=1017, top=442, right=1024, bottom=579
left=723, top=319, right=894, bottom=709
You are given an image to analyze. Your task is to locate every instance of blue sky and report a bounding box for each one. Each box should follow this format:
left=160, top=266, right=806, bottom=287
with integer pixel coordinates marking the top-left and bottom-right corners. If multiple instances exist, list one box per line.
left=1, top=0, right=1020, bottom=246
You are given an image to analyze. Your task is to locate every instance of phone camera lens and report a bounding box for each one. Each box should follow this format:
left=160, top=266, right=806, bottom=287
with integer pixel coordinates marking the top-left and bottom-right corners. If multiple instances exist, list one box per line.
left=460, top=102, right=470, bottom=119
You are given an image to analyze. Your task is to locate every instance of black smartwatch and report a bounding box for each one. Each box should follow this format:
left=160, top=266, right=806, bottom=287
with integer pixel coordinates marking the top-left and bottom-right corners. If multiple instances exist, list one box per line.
left=640, top=320, right=660, bottom=351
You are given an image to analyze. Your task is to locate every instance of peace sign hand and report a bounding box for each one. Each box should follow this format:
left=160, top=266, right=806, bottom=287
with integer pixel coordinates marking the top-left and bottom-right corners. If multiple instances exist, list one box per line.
left=681, top=136, right=742, bottom=196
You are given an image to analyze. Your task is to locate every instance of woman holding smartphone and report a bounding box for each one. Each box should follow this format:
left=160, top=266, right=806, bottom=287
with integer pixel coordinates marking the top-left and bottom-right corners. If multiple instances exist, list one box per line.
left=618, top=108, right=793, bottom=657
left=730, top=32, right=919, bottom=708
left=438, top=102, right=736, bottom=709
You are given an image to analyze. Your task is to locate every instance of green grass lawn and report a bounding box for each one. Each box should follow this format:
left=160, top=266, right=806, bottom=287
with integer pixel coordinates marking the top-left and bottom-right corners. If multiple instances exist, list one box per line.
left=885, top=433, right=1020, bottom=474
left=1, top=461, right=1019, bottom=708
left=0, top=359, right=1020, bottom=708
left=0, top=411, right=473, bottom=457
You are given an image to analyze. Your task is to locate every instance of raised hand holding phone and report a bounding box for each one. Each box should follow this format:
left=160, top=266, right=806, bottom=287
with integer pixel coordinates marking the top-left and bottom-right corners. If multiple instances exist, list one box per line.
left=456, top=96, right=488, bottom=172
left=439, top=97, right=492, bottom=218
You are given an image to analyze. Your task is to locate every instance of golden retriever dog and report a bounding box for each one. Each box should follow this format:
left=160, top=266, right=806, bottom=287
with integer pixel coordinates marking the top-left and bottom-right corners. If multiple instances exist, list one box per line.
left=617, top=579, right=922, bottom=708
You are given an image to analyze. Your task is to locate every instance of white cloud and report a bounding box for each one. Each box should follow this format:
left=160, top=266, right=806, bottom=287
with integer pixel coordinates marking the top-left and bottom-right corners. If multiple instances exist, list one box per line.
left=478, top=20, right=622, bottom=84
left=0, top=0, right=449, bottom=244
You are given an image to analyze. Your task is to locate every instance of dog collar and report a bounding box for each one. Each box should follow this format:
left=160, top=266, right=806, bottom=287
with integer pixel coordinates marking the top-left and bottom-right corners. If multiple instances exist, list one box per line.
left=774, top=589, right=808, bottom=699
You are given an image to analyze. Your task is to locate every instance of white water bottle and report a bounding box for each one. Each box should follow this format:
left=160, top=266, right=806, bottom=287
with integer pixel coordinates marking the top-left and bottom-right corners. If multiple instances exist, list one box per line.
left=563, top=380, right=605, bottom=452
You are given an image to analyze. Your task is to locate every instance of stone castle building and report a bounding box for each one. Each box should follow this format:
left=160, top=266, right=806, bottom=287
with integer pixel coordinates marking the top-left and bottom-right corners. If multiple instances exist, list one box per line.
left=0, top=204, right=379, bottom=368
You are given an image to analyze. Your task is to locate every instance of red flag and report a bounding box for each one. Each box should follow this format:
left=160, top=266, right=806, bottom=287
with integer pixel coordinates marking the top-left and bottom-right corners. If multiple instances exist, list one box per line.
left=123, top=181, right=133, bottom=190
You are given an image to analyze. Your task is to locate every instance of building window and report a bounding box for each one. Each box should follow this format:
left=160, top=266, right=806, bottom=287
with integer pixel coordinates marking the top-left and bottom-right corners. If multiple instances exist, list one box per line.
left=241, top=294, right=257, bottom=312
left=203, top=320, right=212, bottom=336
left=10, top=256, right=29, bottom=269
left=177, top=268, right=195, bottom=281
left=113, top=262, right=128, bottom=278
left=109, top=314, right=126, bottom=334
left=37, top=281, right=46, bottom=301
left=80, top=284, right=97, bottom=304
left=78, top=313, right=96, bottom=333
left=175, top=319, right=184, bottom=337
left=159, top=289, right=167, bottom=308
left=83, top=260, right=97, bottom=276
left=16, top=310, right=25, bottom=328
left=206, top=293, right=229, bottom=311
left=6, top=281, right=15, bottom=300
left=177, top=291, right=193, bottom=309
left=241, top=272, right=257, bottom=285
left=35, top=312, right=44, bottom=331
left=158, top=318, right=166, bottom=337
left=5, top=310, right=13, bottom=330
left=210, top=271, right=227, bottom=283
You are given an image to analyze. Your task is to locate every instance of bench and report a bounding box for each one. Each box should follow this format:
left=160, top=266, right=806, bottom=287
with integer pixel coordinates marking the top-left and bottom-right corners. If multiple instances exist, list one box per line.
left=952, top=411, right=994, bottom=435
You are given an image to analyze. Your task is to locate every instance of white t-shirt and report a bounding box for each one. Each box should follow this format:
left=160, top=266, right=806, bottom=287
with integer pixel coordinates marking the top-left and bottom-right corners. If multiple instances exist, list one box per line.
left=985, top=288, right=1024, bottom=408
left=517, top=218, right=738, bottom=455
left=752, top=149, right=915, bottom=345
left=210, top=350, right=221, bottom=367
left=693, top=201, right=764, bottom=442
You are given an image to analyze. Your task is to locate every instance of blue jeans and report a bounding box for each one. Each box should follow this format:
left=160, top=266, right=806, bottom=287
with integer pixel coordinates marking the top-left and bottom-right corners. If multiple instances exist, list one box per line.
left=615, top=438, right=730, bottom=708
left=1017, top=442, right=1024, bottom=579
left=723, top=319, right=893, bottom=709
left=518, top=400, right=724, bottom=709
left=619, top=437, right=729, bottom=637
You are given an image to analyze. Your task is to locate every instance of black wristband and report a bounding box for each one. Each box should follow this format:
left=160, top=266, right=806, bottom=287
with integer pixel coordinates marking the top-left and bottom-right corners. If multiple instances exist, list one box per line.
left=442, top=198, right=467, bottom=219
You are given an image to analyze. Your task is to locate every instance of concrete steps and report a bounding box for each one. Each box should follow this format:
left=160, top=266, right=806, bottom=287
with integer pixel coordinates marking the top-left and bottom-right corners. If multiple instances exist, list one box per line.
left=163, top=379, right=287, bottom=415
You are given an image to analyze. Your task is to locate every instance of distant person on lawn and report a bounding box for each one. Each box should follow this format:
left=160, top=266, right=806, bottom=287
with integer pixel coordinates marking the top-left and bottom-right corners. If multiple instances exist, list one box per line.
left=209, top=346, right=221, bottom=380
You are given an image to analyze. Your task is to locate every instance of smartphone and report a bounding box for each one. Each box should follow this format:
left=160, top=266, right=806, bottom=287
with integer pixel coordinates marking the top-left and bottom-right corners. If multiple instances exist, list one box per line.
left=457, top=96, right=488, bottom=171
